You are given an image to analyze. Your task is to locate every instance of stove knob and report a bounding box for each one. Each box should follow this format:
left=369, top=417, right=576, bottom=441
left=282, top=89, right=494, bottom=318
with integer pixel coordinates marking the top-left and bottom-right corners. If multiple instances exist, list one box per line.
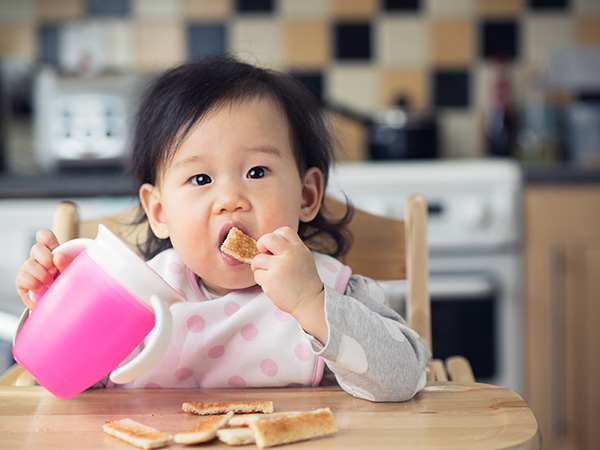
left=461, top=199, right=490, bottom=229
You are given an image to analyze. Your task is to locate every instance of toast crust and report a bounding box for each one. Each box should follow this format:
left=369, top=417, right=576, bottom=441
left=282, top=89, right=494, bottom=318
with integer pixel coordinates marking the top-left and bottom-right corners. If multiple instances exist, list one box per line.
left=182, top=400, right=274, bottom=415
left=103, top=419, right=173, bottom=449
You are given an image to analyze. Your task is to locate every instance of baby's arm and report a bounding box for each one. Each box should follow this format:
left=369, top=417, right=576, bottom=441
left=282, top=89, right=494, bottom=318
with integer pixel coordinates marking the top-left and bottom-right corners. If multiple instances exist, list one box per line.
left=310, top=277, right=431, bottom=402
left=15, top=229, right=73, bottom=310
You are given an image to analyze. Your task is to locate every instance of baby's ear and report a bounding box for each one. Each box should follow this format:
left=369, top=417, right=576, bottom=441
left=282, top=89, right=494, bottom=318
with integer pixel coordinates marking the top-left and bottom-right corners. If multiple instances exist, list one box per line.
left=139, top=183, right=170, bottom=239
left=300, top=167, right=324, bottom=223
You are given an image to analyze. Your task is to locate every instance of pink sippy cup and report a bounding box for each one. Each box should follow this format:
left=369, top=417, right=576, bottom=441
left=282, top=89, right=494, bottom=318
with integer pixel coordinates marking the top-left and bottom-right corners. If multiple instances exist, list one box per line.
left=12, top=224, right=181, bottom=399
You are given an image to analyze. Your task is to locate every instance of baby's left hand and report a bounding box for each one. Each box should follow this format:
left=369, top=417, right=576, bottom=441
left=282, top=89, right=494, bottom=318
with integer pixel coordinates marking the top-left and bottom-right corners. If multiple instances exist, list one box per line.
left=252, top=227, right=326, bottom=340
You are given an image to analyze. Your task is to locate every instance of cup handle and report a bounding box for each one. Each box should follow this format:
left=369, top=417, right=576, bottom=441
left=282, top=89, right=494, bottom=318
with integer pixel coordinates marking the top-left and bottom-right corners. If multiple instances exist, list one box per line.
left=29, top=238, right=93, bottom=303
left=109, top=294, right=173, bottom=384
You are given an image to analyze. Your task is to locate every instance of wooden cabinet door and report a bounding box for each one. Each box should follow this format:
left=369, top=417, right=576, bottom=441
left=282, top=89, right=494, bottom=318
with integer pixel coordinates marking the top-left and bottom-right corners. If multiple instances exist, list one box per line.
left=525, top=187, right=600, bottom=450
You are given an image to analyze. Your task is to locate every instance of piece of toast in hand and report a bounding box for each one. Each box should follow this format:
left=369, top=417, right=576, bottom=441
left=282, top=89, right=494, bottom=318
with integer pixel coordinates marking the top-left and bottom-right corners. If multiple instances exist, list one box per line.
left=249, top=408, right=337, bottom=449
left=182, top=400, right=274, bottom=416
left=174, top=411, right=233, bottom=444
left=220, top=227, right=260, bottom=264
left=103, top=419, right=173, bottom=449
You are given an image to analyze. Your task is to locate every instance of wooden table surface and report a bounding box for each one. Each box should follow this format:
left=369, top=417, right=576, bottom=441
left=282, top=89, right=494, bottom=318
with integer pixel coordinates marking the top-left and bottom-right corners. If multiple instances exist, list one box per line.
left=0, top=383, right=540, bottom=450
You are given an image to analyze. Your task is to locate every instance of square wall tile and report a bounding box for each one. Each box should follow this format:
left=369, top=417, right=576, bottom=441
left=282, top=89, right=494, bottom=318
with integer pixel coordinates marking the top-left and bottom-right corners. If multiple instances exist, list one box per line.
left=332, top=0, right=379, bottom=19
left=289, top=71, right=324, bottom=104
left=384, top=0, right=421, bottom=11
left=37, top=23, right=60, bottom=64
left=331, top=113, right=369, bottom=161
left=187, top=23, right=226, bottom=60
left=427, top=0, right=475, bottom=16
left=480, top=20, right=519, bottom=60
left=235, top=0, right=273, bottom=13
left=477, top=0, right=524, bottom=17
left=103, top=20, right=134, bottom=69
left=528, top=0, right=570, bottom=10
left=279, top=0, right=331, bottom=18
left=183, top=0, right=233, bottom=19
left=135, top=22, right=185, bottom=71
left=431, top=18, right=475, bottom=67
left=381, top=67, right=429, bottom=113
left=438, top=110, right=484, bottom=158
left=327, top=64, right=379, bottom=113
left=0, top=23, right=34, bottom=57
left=575, top=16, right=600, bottom=43
left=0, top=0, right=35, bottom=22
left=37, top=0, right=83, bottom=20
left=284, top=20, right=329, bottom=68
left=524, top=16, right=573, bottom=66
left=433, top=69, right=471, bottom=108
left=132, top=0, right=181, bottom=19
left=378, top=17, right=429, bottom=65
left=87, top=0, right=130, bottom=16
left=229, top=18, right=282, bottom=67
left=335, top=23, right=372, bottom=60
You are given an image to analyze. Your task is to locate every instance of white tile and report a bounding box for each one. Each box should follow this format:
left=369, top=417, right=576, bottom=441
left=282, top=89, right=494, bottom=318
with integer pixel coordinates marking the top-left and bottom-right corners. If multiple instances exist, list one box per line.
left=103, top=20, right=134, bottom=70
left=378, top=17, right=429, bottom=65
left=279, top=0, right=331, bottom=17
left=524, top=16, right=574, bottom=68
left=132, top=0, right=182, bottom=19
left=326, top=64, right=380, bottom=114
left=438, top=110, right=483, bottom=158
left=229, top=18, right=283, bottom=68
left=426, top=0, right=475, bottom=16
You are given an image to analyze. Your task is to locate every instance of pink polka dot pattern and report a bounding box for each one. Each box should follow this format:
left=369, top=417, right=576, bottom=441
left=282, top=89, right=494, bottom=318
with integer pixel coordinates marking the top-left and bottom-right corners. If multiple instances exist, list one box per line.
left=175, top=367, right=193, bottom=380
left=224, top=301, right=240, bottom=316
left=260, top=359, right=278, bottom=377
left=208, top=345, right=225, bottom=359
left=168, top=262, right=184, bottom=274
left=321, top=261, right=338, bottom=273
left=274, top=309, right=292, bottom=322
left=241, top=324, right=259, bottom=341
left=228, top=376, right=247, bottom=387
left=186, top=315, right=205, bottom=333
left=294, top=343, right=312, bottom=361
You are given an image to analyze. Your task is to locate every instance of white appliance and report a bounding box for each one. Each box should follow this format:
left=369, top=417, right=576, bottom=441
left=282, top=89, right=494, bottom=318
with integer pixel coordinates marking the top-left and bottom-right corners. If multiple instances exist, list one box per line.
left=327, top=160, right=523, bottom=395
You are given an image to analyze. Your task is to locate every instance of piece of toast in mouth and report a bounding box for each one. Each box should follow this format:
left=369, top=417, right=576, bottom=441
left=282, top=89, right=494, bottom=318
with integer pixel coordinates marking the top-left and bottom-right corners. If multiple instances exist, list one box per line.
left=103, top=419, right=173, bottom=449
left=182, top=400, right=274, bottom=416
left=220, top=226, right=260, bottom=264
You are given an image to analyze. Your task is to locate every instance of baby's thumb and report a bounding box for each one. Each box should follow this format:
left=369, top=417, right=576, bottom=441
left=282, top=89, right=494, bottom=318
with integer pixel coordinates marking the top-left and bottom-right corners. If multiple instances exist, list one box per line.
left=53, top=252, right=74, bottom=273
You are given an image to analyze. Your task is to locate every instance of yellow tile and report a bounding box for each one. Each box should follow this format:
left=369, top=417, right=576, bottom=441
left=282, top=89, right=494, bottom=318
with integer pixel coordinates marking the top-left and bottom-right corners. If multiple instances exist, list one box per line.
left=135, top=22, right=186, bottom=71
left=575, top=16, right=600, bottom=44
left=183, top=0, right=233, bottom=19
left=0, top=23, right=35, bottom=58
left=380, top=68, right=429, bottom=114
left=477, top=0, right=523, bottom=17
left=430, top=19, right=474, bottom=67
left=332, top=0, right=378, bottom=19
left=284, top=20, right=329, bottom=68
left=331, top=113, right=368, bottom=162
left=36, top=0, right=83, bottom=20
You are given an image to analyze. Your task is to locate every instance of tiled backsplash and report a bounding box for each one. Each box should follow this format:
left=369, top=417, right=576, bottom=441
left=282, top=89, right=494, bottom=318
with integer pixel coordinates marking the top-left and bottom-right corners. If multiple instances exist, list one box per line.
left=0, top=0, right=599, bottom=161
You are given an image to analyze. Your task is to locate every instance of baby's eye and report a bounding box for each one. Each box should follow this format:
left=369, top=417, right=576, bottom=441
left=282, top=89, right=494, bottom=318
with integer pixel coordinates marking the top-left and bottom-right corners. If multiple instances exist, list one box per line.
left=191, top=174, right=212, bottom=186
left=247, top=166, right=268, bottom=179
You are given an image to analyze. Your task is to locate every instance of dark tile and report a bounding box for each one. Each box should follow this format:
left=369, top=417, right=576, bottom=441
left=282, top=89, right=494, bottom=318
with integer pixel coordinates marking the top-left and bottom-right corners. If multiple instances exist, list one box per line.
left=290, top=72, right=324, bottom=105
left=480, top=20, right=519, bottom=60
left=432, top=70, right=470, bottom=108
left=335, top=23, right=371, bottom=60
left=87, top=0, right=129, bottom=16
left=38, top=24, right=60, bottom=65
left=235, top=0, right=273, bottom=13
left=187, top=24, right=227, bottom=60
left=528, top=0, right=570, bottom=10
left=383, top=0, right=421, bottom=11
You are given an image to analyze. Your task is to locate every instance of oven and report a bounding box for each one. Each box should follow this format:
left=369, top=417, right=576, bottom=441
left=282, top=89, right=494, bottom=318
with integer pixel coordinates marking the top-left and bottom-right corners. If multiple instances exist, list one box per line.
left=327, top=160, right=523, bottom=395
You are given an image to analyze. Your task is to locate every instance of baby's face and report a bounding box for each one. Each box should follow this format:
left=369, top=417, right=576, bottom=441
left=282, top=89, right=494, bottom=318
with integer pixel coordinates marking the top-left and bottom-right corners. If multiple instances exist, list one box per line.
left=145, top=97, right=312, bottom=295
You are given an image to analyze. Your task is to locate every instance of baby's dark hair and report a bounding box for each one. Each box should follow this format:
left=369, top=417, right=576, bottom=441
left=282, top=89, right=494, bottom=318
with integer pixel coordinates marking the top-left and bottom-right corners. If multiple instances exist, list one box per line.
left=129, top=55, right=352, bottom=260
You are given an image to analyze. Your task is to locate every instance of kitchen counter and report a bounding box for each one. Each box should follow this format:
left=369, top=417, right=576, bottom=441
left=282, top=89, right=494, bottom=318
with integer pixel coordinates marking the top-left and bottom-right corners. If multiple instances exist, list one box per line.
left=0, top=168, right=135, bottom=199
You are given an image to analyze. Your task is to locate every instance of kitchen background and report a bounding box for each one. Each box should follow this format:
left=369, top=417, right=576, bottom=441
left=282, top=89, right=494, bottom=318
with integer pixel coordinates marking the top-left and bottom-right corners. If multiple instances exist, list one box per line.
left=0, top=0, right=599, bottom=171
left=1, top=1, right=599, bottom=449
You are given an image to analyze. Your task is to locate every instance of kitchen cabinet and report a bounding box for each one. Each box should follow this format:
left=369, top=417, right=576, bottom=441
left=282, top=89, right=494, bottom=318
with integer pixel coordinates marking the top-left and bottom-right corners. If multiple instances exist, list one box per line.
left=525, top=185, right=600, bottom=450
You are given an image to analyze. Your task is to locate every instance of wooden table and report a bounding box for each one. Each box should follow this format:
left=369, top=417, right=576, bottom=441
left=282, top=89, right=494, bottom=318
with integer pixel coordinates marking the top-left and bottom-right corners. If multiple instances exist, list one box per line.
left=0, top=383, right=540, bottom=450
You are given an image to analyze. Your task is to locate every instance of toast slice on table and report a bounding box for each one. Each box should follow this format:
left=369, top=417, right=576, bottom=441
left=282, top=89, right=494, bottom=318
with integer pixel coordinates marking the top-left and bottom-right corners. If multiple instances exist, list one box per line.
left=220, top=227, right=260, bottom=264
left=217, top=427, right=256, bottom=446
left=249, top=408, right=337, bottom=449
left=228, top=411, right=302, bottom=427
left=103, top=419, right=173, bottom=449
left=182, top=400, right=274, bottom=415
left=174, top=411, right=233, bottom=444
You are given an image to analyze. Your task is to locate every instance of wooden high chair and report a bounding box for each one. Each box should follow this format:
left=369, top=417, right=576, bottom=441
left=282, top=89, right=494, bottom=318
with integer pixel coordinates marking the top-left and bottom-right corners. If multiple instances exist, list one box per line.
left=0, top=195, right=474, bottom=386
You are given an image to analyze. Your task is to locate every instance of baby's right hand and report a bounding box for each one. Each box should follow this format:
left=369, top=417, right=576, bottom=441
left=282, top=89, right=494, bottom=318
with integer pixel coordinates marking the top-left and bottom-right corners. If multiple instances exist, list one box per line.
left=15, top=229, right=73, bottom=310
